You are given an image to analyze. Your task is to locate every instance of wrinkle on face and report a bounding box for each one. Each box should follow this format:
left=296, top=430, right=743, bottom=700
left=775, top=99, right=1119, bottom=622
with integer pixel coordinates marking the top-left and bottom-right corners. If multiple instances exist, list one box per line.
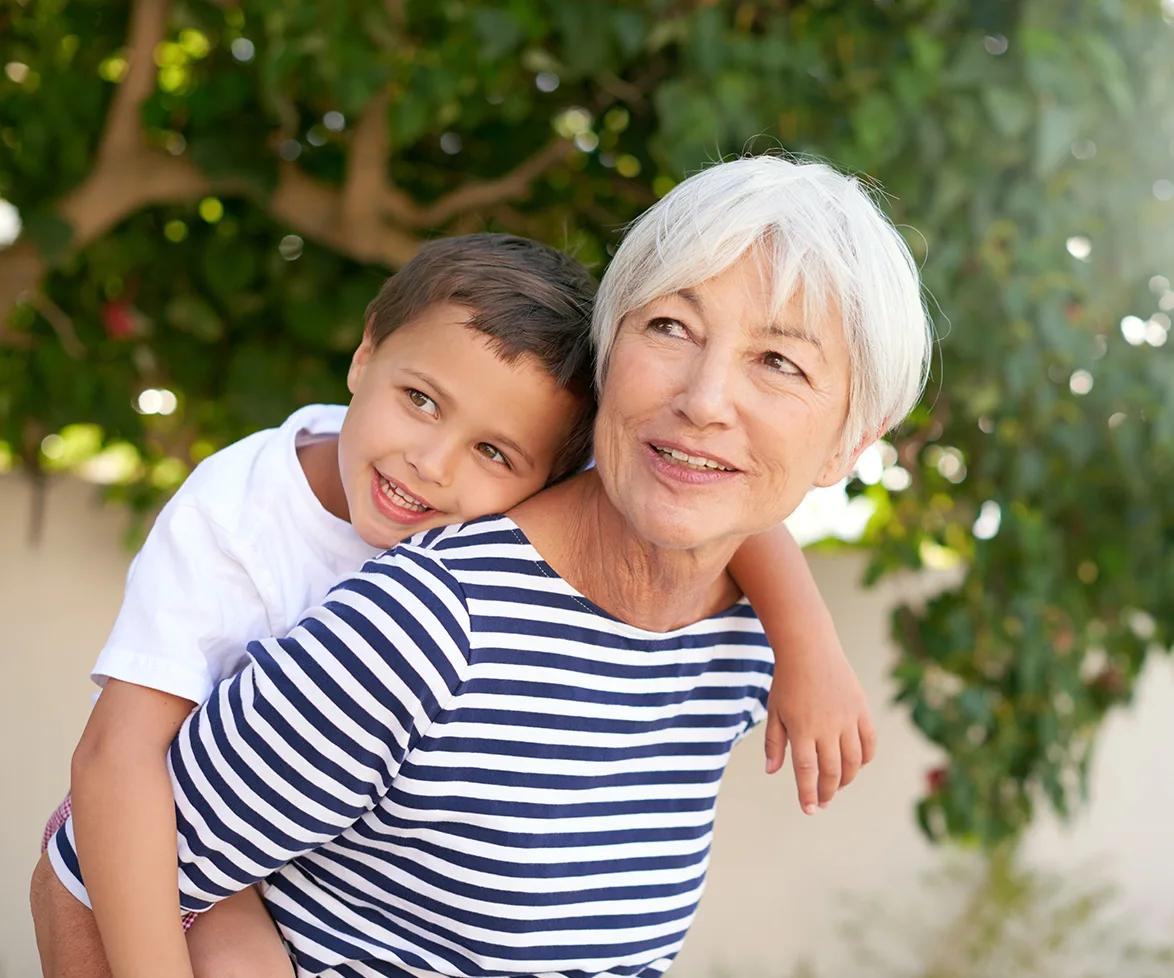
left=592, top=252, right=856, bottom=559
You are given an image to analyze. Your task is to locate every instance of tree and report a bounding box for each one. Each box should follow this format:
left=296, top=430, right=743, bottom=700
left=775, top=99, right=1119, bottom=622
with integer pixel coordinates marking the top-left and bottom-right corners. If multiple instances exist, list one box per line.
left=3, top=0, right=1174, bottom=843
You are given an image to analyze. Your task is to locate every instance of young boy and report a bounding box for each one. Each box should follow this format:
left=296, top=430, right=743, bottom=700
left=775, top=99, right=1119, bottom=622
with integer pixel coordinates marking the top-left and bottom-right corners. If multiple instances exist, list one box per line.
left=31, top=233, right=871, bottom=978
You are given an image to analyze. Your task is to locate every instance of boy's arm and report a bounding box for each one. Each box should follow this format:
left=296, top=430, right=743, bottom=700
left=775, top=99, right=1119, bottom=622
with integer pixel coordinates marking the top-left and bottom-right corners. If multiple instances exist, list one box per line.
left=728, top=523, right=877, bottom=815
left=61, top=497, right=273, bottom=978
left=71, top=680, right=196, bottom=978
left=171, top=553, right=470, bottom=909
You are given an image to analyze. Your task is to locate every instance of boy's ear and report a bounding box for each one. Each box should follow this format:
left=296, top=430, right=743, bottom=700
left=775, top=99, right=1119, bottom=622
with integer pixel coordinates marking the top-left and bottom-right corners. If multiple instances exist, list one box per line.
left=347, top=323, right=378, bottom=394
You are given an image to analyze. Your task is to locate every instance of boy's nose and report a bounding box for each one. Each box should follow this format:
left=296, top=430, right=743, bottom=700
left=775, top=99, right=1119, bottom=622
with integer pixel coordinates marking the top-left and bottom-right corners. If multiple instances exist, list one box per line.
left=405, top=437, right=458, bottom=488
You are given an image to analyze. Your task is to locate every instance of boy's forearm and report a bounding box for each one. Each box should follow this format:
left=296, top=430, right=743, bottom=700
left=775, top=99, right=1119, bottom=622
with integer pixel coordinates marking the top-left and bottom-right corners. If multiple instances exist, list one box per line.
left=71, top=681, right=197, bottom=978
left=73, top=746, right=194, bottom=978
left=728, top=523, right=839, bottom=657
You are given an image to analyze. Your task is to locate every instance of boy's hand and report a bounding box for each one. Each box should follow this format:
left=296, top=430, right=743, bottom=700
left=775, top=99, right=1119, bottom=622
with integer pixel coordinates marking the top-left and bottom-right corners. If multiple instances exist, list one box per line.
left=764, top=645, right=876, bottom=815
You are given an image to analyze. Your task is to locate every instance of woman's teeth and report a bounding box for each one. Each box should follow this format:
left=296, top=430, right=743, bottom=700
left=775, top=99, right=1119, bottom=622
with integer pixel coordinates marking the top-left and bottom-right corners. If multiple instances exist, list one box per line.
left=653, top=446, right=732, bottom=471
left=378, top=475, right=430, bottom=512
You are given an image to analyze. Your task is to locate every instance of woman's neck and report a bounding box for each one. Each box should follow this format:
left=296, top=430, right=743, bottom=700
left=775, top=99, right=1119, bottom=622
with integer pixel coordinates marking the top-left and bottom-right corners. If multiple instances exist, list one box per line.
left=511, top=472, right=742, bottom=632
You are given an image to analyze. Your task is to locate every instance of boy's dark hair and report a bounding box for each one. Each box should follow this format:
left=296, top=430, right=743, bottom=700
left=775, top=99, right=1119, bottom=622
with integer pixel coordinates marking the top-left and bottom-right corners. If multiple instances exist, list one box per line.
left=365, top=234, right=597, bottom=483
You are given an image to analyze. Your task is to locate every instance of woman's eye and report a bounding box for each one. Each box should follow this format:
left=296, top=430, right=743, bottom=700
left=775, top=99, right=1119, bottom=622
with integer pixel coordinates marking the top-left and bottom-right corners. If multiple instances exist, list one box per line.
left=406, top=388, right=438, bottom=415
left=476, top=443, right=509, bottom=467
left=648, top=317, right=688, bottom=339
left=764, top=351, right=805, bottom=378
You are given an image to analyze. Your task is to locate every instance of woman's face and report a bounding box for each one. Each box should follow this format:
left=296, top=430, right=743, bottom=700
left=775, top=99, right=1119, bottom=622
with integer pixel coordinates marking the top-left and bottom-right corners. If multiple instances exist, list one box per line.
left=594, top=253, right=859, bottom=553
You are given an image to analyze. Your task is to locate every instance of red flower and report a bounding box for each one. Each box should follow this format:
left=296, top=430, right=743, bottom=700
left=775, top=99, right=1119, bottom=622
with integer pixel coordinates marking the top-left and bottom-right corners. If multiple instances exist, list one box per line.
left=102, top=301, right=136, bottom=340
left=926, top=766, right=948, bottom=793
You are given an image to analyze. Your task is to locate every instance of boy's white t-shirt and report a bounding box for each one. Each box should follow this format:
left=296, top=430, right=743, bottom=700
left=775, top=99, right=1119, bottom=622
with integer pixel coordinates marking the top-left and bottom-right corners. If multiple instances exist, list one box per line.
left=91, top=404, right=379, bottom=705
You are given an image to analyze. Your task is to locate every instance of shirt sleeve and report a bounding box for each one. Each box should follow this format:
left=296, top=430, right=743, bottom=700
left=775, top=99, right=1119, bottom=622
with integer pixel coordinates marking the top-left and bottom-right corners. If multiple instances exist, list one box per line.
left=92, top=499, right=270, bottom=704
left=167, top=546, right=472, bottom=912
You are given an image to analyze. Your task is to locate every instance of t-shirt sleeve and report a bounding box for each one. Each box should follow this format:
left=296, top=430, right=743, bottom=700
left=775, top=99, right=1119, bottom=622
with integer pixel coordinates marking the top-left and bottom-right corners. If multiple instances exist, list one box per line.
left=167, top=547, right=471, bottom=912
left=91, top=499, right=270, bottom=705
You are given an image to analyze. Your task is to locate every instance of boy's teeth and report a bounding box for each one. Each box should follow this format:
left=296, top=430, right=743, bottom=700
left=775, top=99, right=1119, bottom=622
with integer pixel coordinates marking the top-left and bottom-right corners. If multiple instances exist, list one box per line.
left=654, top=445, right=731, bottom=471
left=379, top=475, right=430, bottom=512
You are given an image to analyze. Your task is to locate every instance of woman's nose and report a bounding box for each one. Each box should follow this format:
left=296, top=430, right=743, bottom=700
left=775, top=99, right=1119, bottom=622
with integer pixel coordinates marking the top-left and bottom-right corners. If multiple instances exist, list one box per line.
left=671, top=349, right=737, bottom=430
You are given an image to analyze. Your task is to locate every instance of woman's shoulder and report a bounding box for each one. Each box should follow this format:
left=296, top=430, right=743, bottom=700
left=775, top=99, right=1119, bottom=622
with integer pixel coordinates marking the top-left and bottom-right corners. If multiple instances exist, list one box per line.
left=350, top=514, right=539, bottom=610
left=383, top=513, right=535, bottom=569
left=378, top=515, right=769, bottom=650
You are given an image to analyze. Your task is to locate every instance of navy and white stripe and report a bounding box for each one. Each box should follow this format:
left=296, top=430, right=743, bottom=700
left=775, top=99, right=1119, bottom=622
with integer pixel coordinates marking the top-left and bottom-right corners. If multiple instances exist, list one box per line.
left=177, top=516, right=771, bottom=976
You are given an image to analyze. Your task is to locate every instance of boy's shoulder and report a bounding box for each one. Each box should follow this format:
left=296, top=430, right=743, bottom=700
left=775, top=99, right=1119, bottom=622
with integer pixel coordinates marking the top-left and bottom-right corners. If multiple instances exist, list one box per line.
left=170, top=403, right=347, bottom=534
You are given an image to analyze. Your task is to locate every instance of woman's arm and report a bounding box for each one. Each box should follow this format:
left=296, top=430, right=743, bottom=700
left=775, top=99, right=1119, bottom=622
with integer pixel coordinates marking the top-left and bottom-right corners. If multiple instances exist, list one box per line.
left=71, top=680, right=196, bottom=978
left=727, top=523, right=877, bottom=814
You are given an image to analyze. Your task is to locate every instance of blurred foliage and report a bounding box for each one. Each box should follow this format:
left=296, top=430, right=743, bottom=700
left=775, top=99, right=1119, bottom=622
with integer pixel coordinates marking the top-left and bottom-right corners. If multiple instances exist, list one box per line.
left=786, top=846, right=1174, bottom=978
left=3, top=0, right=1174, bottom=843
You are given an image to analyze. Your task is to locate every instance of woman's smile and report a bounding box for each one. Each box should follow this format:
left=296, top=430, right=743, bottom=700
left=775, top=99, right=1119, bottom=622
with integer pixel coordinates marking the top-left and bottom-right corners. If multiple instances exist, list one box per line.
left=646, top=441, right=741, bottom=485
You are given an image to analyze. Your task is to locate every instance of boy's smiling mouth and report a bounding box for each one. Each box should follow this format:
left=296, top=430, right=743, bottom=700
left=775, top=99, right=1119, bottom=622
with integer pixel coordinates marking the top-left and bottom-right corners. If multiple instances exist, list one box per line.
left=371, top=470, right=437, bottom=523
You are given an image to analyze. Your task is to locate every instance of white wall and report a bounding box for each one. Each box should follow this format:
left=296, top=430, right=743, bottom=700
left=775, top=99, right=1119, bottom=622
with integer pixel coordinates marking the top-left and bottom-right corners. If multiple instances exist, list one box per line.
left=1, top=475, right=138, bottom=978
left=2, top=473, right=1173, bottom=977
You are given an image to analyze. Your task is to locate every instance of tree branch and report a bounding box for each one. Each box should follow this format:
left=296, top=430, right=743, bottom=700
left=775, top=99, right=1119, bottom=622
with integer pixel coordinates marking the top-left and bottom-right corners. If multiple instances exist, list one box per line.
left=341, top=87, right=417, bottom=230
left=413, top=139, right=573, bottom=227
left=25, top=290, right=84, bottom=358
left=0, top=240, right=46, bottom=337
left=270, top=162, right=420, bottom=267
left=0, top=135, right=422, bottom=331
left=596, top=71, right=647, bottom=108
left=99, top=0, right=168, bottom=164
left=384, top=0, right=405, bottom=26
left=0, top=0, right=572, bottom=325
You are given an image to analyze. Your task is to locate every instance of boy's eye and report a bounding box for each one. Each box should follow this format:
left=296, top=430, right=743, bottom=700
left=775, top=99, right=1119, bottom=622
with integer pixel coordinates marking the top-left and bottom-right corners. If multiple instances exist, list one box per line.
left=406, top=388, right=438, bottom=416
left=764, top=351, right=805, bottom=379
left=648, top=317, right=688, bottom=339
left=476, top=442, right=510, bottom=467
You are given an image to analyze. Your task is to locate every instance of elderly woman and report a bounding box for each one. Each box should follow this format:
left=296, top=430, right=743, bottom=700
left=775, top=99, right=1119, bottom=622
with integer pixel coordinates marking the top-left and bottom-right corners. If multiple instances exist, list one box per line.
left=78, top=155, right=931, bottom=977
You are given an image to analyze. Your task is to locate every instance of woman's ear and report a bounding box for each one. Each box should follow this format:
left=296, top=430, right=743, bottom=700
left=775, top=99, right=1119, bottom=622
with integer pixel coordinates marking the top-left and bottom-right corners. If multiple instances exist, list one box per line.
left=813, top=429, right=882, bottom=488
left=347, top=322, right=378, bottom=394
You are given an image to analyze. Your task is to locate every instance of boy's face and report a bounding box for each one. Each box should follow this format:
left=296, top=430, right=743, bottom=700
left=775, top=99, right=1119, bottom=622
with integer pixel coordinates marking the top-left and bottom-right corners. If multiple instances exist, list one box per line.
left=339, top=301, right=583, bottom=551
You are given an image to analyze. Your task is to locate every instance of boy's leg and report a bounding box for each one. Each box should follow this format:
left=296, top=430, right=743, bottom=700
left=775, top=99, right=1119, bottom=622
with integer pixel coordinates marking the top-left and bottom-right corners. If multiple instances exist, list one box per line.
left=30, top=852, right=113, bottom=978
left=186, top=885, right=294, bottom=978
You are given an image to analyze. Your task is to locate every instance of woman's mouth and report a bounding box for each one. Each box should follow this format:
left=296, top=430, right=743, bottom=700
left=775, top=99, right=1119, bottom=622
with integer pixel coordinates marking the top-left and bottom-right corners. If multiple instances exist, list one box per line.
left=651, top=444, right=735, bottom=472
left=370, top=470, right=436, bottom=524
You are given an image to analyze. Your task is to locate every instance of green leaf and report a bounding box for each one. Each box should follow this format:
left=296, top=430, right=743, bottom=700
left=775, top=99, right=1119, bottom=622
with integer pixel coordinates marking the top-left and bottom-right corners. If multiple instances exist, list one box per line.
left=611, top=10, right=647, bottom=58
left=473, top=9, right=525, bottom=60
left=982, top=86, right=1034, bottom=139
left=1081, top=32, right=1134, bottom=118
left=850, top=91, right=901, bottom=161
left=1034, top=104, right=1081, bottom=177
left=166, top=294, right=224, bottom=342
left=24, top=210, right=74, bottom=263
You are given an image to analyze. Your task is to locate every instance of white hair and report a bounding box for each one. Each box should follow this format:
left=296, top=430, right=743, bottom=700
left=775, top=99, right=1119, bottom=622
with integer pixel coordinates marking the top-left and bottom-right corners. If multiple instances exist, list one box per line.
left=592, top=154, right=934, bottom=456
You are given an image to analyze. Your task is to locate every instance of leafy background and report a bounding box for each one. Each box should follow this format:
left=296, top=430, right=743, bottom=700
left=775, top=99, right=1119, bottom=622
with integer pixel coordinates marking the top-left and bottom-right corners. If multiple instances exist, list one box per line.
left=3, top=0, right=1174, bottom=844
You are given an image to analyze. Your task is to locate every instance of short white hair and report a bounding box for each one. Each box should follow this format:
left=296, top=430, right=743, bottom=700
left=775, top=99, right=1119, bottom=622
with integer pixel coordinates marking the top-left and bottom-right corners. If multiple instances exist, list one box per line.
left=592, top=154, right=933, bottom=456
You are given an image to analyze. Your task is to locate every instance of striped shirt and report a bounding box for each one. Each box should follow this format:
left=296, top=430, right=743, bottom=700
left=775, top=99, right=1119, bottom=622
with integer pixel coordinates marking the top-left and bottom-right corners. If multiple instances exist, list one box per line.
left=176, top=516, right=771, bottom=976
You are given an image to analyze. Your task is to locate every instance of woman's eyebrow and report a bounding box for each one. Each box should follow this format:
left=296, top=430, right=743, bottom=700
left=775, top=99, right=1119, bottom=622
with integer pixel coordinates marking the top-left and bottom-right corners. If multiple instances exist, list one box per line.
left=674, top=287, right=826, bottom=361
left=763, top=322, right=826, bottom=361
left=675, top=287, right=704, bottom=313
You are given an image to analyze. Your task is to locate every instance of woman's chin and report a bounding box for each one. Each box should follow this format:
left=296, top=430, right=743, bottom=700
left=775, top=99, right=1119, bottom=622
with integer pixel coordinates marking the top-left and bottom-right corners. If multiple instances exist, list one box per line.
left=622, top=502, right=736, bottom=553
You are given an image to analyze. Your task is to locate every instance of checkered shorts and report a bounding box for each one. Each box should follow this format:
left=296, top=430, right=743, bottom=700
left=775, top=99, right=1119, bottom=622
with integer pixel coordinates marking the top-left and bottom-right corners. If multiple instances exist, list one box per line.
left=42, top=794, right=199, bottom=931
